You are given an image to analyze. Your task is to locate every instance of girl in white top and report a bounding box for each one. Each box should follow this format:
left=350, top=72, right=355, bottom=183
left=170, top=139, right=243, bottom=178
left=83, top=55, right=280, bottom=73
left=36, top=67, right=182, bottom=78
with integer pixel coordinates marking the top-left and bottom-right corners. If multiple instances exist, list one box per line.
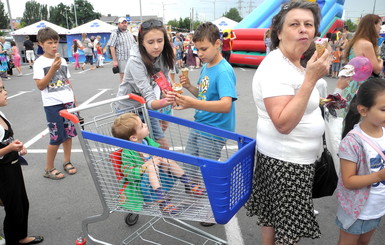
left=337, top=78, right=385, bottom=245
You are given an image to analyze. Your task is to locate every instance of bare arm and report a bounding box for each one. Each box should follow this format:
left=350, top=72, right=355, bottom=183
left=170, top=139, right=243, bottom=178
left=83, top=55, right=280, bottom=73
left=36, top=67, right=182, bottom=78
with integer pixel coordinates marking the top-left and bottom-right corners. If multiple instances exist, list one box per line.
left=354, top=39, right=383, bottom=74
left=110, top=46, right=118, bottom=67
left=340, top=158, right=385, bottom=189
left=175, top=95, right=232, bottom=113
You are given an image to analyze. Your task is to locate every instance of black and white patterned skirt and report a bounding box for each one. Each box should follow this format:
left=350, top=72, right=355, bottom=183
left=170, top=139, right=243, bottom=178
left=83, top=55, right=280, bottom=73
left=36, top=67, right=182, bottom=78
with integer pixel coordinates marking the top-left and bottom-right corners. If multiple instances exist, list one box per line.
left=245, top=152, right=321, bottom=244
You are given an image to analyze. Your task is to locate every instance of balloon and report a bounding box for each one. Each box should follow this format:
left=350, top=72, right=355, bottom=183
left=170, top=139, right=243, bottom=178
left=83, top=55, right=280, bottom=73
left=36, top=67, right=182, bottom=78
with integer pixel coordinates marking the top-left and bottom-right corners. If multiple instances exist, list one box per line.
left=347, top=56, right=373, bottom=81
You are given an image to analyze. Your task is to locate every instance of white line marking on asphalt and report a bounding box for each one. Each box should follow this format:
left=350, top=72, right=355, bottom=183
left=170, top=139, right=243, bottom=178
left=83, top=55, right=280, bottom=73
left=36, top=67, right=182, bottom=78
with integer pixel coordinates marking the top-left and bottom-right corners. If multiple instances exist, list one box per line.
left=82, top=89, right=112, bottom=106
left=8, top=91, right=31, bottom=99
left=24, top=89, right=110, bottom=148
left=225, top=215, right=244, bottom=245
left=240, top=68, right=246, bottom=71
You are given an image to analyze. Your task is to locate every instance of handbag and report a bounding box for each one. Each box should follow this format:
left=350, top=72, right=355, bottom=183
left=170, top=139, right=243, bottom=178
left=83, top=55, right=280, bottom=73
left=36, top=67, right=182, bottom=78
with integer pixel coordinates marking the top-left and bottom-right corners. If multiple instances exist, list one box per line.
left=312, top=133, right=338, bottom=199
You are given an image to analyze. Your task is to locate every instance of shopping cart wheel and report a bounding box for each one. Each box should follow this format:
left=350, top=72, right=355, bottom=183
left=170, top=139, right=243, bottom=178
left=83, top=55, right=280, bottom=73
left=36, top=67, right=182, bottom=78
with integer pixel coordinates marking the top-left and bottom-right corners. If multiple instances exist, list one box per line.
left=125, top=213, right=139, bottom=226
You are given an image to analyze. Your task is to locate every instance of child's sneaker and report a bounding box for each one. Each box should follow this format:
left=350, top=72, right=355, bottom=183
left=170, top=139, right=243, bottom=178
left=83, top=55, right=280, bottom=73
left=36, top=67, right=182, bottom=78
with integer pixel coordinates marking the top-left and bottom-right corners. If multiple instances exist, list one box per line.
left=158, top=200, right=179, bottom=215
left=185, top=183, right=207, bottom=197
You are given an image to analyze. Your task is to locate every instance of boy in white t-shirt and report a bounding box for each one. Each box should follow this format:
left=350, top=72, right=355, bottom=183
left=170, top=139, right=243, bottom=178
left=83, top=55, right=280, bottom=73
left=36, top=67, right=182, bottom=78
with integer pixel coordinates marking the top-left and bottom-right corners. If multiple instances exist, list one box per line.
left=33, top=27, right=77, bottom=180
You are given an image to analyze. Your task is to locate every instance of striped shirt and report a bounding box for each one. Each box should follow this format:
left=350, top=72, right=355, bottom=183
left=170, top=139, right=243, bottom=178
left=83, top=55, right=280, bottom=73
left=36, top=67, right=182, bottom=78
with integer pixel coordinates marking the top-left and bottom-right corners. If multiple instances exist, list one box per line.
left=107, top=29, right=136, bottom=61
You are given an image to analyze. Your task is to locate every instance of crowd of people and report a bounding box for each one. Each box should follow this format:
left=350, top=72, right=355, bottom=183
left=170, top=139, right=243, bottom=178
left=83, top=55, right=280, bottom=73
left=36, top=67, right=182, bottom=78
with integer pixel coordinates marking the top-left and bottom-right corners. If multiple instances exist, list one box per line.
left=1, top=0, right=385, bottom=244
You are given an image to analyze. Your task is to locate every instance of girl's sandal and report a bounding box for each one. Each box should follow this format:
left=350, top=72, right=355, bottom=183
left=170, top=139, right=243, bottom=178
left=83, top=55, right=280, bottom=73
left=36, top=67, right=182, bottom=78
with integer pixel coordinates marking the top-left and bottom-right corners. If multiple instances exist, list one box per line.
left=63, top=162, right=77, bottom=175
left=44, top=168, right=65, bottom=180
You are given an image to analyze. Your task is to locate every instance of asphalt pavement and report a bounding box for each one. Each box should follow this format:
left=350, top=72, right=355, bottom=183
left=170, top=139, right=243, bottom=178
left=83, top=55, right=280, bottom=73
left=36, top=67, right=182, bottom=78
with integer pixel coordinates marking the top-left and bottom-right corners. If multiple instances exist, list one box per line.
left=0, top=62, right=384, bottom=245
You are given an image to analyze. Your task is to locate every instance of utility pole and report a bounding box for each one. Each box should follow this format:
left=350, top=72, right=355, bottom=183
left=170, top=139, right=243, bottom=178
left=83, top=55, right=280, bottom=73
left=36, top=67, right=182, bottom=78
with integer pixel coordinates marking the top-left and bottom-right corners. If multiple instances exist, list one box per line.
left=161, top=2, right=175, bottom=24
left=139, top=0, right=143, bottom=23
left=201, top=0, right=228, bottom=20
left=6, top=0, right=13, bottom=31
left=190, top=8, right=194, bottom=32
left=73, top=0, right=78, bottom=27
left=372, top=0, right=376, bottom=14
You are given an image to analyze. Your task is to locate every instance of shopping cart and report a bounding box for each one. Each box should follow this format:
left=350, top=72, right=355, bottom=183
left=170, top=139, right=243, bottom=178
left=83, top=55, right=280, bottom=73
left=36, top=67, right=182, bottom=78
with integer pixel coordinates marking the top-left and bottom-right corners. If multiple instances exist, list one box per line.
left=60, top=94, right=256, bottom=245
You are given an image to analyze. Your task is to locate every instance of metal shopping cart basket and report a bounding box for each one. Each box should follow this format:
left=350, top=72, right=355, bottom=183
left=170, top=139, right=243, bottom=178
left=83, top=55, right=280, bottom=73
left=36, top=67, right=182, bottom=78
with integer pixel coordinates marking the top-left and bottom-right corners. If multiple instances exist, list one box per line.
left=60, top=94, right=256, bottom=245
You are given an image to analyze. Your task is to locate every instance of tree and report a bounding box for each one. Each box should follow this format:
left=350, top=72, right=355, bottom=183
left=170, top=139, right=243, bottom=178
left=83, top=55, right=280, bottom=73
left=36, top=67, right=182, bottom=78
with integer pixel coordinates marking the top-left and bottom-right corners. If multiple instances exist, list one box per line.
left=70, top=0, right=101, bottom=26
left=344, top=19, right=357, bottom=32
left=49, top=3, right=72, bottom=28
left=223, top=8, right=242, bottom=22
left=21, top=0, right=48, bottom=25
left=0, top=0, right=9, bottom=29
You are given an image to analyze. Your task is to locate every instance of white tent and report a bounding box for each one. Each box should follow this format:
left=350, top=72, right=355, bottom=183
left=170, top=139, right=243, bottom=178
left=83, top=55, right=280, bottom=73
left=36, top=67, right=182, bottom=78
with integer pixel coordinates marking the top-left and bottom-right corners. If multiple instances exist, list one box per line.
left=381, top=24, right=385, bottom=34
left=68, top=19, right=117, bottom=34
left=67, top=19, right=117, bottom=62
left=11, top=20, right=70, bottom=60
left=212, top=17, right=239, bottom=32
left=11, top=20, right=70, bottom=35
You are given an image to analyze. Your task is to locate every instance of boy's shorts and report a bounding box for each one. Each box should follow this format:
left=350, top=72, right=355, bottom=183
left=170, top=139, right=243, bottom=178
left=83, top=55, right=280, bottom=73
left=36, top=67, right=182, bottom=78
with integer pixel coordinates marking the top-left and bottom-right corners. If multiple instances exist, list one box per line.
left=44, top=102, right=77, bottom=145
left=336, top=217, right=382, bottom=235
left=185, top=129, right=226, bottom=160
left=85, top=55, right=93, bottom=65
left=332, top=62, right=341, bottom=72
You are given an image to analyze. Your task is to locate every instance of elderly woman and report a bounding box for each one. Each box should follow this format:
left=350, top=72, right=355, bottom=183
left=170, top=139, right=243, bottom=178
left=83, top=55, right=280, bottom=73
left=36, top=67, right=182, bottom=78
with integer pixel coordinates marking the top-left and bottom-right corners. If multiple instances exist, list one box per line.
left=245, top=1, right=330, bottom=244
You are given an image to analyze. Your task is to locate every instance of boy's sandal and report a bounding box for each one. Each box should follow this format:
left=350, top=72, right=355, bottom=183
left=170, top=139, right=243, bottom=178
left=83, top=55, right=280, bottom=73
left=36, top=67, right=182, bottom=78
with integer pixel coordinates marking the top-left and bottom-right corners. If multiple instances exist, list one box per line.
left=63, top=161, right=77, bottom=175
left=159, top=201, right=179, bottom=215
left=186, top=183, right=207, bottom=197
left=43, top=168, right=65, bottom=180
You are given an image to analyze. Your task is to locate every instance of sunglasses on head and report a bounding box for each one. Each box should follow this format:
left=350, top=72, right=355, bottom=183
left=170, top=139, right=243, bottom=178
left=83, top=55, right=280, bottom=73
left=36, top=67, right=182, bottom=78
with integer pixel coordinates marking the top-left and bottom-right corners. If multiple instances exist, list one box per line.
left=140, top=20, right=163, bottom=33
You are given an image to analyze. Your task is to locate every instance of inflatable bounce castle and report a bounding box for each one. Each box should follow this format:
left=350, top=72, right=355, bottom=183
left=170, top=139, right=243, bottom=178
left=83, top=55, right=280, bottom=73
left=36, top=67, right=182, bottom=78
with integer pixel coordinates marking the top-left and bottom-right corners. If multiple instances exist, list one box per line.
left=229, top=0, right=345, bottom=67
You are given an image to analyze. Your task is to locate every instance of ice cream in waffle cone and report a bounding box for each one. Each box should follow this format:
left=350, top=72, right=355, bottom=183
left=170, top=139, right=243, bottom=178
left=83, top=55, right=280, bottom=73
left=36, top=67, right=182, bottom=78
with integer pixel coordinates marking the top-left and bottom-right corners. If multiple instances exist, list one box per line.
left=181, top=67, right=189, bottom=77
left=314, top=38, right=328, bottom=58
left=172, top=83, right=183, bottom=94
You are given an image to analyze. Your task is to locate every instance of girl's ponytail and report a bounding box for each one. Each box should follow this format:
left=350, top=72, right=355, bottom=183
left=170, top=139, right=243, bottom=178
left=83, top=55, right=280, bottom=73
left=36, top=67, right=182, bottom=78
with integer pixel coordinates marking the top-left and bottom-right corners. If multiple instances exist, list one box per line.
left=342, top=94, right=360, bottom=138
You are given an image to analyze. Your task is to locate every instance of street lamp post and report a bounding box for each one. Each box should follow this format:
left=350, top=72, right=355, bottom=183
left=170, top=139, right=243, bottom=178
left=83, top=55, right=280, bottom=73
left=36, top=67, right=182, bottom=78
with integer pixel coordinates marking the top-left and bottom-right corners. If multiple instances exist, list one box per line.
left=372, top=0, right=377, bottom=14
left=73, top=0, right=78, bottom=27
left=6, top=0, right=14, bottom=32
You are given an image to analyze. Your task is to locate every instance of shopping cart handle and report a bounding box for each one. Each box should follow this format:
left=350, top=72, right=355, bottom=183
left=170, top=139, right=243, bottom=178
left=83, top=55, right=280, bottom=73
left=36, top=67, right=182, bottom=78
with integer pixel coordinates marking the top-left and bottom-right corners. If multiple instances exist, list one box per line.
left=59, top=94, right=146, bottom=122
left=128, top=93, right=146, bottom=104
left=59, top=110, right=80, bottom=123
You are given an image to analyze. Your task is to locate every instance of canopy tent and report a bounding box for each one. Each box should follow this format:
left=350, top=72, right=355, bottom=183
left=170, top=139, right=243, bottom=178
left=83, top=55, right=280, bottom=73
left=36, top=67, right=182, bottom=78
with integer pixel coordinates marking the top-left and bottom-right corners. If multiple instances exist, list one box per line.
left=67, top=19, right=117, bottom=63
left=12, top=20, right=70, bottom=35
left=212, top=17, right=239, bottom=32
left=11, top=20, right=70, bottom=60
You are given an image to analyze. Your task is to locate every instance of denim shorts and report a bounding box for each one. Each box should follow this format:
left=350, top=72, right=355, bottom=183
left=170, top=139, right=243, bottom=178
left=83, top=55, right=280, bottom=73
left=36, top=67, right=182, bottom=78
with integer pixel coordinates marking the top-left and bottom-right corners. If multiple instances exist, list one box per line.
left=336, top=217, right=382, bottom=235
left=44, top=102, right=77, bottom=145
left=185, top=129, right=226, bottom=160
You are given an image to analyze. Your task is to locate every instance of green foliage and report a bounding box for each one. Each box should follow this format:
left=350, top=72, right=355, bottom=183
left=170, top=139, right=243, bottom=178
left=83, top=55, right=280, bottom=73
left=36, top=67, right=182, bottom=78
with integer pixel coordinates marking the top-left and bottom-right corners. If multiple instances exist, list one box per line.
left=49, top=3, right=72, bottom=28
left=71, top=0, right=101, bottom=26
left=21, top=0, right=48, bottom=25
left=223, top=8, right=242, bottom=22
left=20, top=0, right=101, bottom=28
left=0, top=0, right=9, bottom=29
left=167, top=18, right=202, bottom=32
left=344, top=19, right=357, bottom=32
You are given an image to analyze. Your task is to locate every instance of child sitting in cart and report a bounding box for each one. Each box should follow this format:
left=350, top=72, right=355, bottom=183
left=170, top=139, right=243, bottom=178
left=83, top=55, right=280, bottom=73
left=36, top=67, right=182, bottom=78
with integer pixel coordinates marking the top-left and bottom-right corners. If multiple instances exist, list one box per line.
left=111, top=113, right=205, bottom=214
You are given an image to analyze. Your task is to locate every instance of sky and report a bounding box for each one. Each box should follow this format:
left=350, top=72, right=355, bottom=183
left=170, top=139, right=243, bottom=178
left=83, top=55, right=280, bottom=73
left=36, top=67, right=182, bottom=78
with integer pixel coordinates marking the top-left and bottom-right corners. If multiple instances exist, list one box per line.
left=5, top=0, right=385, bottom=23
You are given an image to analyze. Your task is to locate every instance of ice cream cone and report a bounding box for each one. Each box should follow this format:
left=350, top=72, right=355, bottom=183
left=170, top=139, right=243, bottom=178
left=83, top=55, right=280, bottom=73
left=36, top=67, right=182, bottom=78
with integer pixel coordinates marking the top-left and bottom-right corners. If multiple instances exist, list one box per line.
left=172, top=83, right=183, bottom=94
left=314, top=38, right=328, bottom=58
left=181, top=67, right=189, bottom=77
